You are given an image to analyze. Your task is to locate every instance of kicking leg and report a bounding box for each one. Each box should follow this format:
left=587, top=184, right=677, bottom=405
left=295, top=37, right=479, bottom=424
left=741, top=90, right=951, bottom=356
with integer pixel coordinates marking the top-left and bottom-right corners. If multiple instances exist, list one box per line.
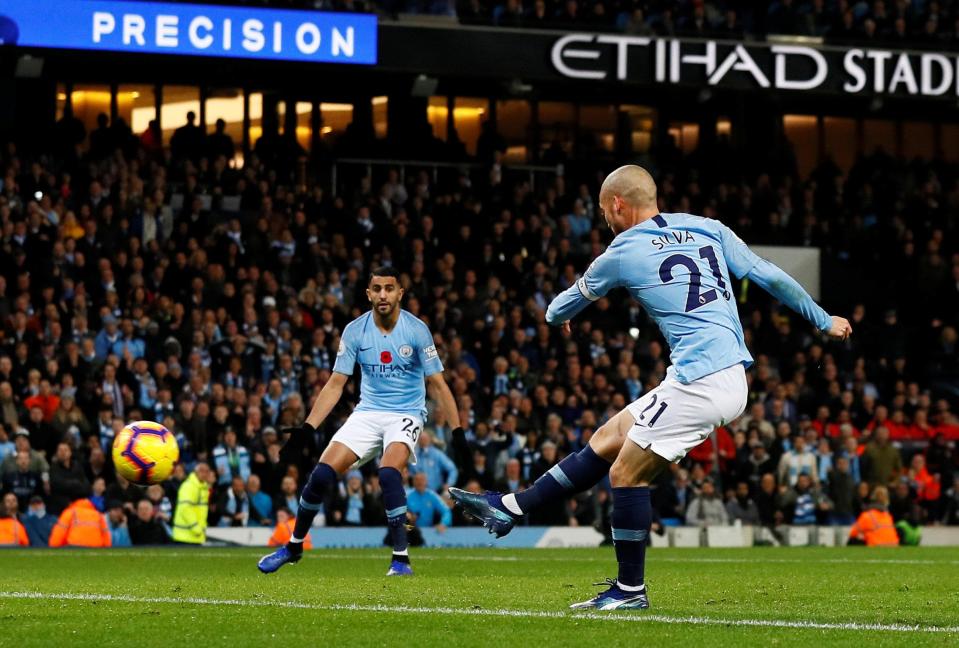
left=257, top=441, right=357, bottom=574
left=450, top=408, right=634, bottom=537
left=380, top=442, right=413, bottom=576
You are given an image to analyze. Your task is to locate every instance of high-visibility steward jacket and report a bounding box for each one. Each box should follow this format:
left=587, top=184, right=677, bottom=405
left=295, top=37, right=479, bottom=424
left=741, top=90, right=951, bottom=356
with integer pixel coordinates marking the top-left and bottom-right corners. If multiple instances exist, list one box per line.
left=172, top=472, right=209, bottom=544
left=849, top=508, right=899, bottom=547
left=0, top=517, right=29, bottom=546
left=49, top=499, right=111, bottom=547
left=268, top=518, right=312, bottom=549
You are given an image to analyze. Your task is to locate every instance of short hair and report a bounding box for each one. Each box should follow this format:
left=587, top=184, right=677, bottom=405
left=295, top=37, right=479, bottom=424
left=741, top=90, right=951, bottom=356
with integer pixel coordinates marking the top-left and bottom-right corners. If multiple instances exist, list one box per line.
left=368, top=266, right=401, bottom=284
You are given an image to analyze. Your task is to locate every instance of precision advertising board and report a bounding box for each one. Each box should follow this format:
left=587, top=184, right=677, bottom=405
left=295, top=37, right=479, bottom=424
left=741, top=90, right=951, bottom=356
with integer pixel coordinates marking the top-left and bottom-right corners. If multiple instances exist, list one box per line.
left=0, top=0, right=377, bottom=65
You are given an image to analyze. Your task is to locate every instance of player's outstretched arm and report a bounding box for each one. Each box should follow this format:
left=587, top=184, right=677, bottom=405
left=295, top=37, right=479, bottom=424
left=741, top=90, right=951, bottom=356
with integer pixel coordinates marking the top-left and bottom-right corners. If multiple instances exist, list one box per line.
left=304, top=371, right=349, bottom=428
left=546, top=248, right=622, bottom=328
left=718, top=224, right=851, bottom=340
left=279, top=371, right=349, bottom=463
left=545, top=283, right=592, bottom=327
left=748, top=257, right=852, bottom=339
left=426, top=372, right=462, bottom=430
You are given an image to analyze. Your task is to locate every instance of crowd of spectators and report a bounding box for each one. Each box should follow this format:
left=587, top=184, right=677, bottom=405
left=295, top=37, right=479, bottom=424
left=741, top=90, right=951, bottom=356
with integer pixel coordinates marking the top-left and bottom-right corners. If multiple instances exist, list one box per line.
left=129, top=1, right=959, bottom=48
left=0, top=100, right=957, bottom=548
left=469, top=0, right=959, bottom=48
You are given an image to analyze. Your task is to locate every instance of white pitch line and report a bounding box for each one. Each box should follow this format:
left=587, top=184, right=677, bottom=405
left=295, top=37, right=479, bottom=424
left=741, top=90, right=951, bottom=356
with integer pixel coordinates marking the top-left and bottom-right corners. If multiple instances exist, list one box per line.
left=14, top=550, right=959, bottom=566
left=1, top=590, right=955, bottom=634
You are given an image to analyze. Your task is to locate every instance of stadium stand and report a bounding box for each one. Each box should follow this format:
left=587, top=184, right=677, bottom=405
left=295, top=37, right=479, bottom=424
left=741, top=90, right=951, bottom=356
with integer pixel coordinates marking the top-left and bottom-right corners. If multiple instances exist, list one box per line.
left=121, top=0, right=959, bottom=47
left=0, top=95, right=957, bottom=546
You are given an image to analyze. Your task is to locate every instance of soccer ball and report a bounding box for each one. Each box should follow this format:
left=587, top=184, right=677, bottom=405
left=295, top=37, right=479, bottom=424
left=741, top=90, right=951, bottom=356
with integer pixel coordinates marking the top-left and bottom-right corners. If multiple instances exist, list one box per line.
left=112, top=421, right=179, bottom=485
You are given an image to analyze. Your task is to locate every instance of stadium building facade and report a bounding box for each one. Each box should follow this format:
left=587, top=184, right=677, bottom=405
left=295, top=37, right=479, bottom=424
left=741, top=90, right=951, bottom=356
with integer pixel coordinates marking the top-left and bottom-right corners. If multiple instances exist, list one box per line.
left=2, top=2, right=958, bottom=181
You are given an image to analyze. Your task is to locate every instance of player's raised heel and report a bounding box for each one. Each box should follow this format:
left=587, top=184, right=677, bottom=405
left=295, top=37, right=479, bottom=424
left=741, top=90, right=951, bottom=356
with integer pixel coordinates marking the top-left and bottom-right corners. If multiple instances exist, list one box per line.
left=570, top=579, right=649, bottom=611
left=257, top=545, right=302, bottom=574
left=449, top=488, right=517, bottom=538
left=386, top=560, right=414, bottom=576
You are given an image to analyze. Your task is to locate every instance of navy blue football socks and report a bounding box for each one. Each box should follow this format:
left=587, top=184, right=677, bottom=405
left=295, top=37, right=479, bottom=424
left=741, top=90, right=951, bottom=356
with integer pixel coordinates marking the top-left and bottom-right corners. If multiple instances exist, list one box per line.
left=291, top=462, right=337, bottom=544
left=512, top=445, right=611, bottom=515
left=379, top=466, right=409, bottom=555
left=611, top=486, right=651, bottom=589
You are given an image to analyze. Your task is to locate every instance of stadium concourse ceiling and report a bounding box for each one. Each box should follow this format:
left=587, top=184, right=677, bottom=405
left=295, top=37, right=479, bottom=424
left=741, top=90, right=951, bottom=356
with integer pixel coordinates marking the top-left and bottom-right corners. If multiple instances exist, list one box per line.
left=1, top=1, right=957, bottom=116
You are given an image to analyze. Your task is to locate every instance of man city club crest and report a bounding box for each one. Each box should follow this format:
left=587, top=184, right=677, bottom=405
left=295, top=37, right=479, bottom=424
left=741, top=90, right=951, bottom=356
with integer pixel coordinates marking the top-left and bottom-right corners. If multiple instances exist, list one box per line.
left=398, top=344, right=413, bottom=358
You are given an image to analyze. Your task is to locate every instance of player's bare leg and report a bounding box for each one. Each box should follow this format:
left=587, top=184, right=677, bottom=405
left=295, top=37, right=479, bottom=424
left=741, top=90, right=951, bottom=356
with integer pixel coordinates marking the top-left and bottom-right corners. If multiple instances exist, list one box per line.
left=450, top=407, right=634, bottom=536
left=572, top=434, right=669, bottom=611
left=380, top=441, right=414, bottom=576
left=257, top=441, right=358, bottom=574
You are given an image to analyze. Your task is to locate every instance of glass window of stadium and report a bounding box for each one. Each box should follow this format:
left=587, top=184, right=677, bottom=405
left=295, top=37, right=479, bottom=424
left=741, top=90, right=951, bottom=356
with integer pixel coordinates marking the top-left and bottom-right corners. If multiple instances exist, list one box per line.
left=538, top=102, right=575, bottom=159
left=496, top=100, right=531, bottom=163
left=717, top=118, right=732, bottom=138
left=425, top=97, right=488, bottom=156
left=120, top=85, right=156, bottom=140
left=292, top=101, right=312, bottom=150
left=373, top=96, right=388, bottom=140
left=784, top=115, right=818, bottom=177
left=579, top=105, right=617, bottom=154
left=454, top=98, right=488, bottom=156
left=55, top=83, right=67, bottom=121
left=204, top=88, right=244, bottom=163
left=426, top=97, right=448, bottom=141
left=277, top=99, right=287, bottom=135
left=668, top=122, right=699, bottom=155
left=863, top=119, right=896, bottom=156
left=320, top=102, right=353, bottom=147
left=621, top=105, right=654, bottom=154
left=823, top=117, right=856, bottom=171
left=248, top=92, right=264, bottom=152
left=67, top=84, right=112, bottom=148
left=160, top=86, right=201, bottom=145
left=944, top=125, right=959, bottom=162
left=902, top=122, right=935, bottom=161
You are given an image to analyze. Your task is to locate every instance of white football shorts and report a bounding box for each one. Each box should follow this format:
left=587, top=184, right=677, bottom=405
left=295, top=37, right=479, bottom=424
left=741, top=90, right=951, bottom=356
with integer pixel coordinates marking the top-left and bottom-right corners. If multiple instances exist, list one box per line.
left=330, top=410, right=422, bottom=467
left=626, top=363, right=748, bottom=463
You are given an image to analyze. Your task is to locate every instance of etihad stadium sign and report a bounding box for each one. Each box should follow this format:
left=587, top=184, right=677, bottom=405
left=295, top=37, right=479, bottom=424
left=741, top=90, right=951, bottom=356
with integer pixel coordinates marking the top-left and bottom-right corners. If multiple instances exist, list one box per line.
left=550, top=34, right=959, bottom=98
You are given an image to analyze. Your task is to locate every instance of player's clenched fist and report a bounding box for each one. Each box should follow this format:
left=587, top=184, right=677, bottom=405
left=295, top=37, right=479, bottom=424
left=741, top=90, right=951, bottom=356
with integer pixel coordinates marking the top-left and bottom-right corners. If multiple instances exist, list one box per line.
left=826, top=316, right=853, bottom=340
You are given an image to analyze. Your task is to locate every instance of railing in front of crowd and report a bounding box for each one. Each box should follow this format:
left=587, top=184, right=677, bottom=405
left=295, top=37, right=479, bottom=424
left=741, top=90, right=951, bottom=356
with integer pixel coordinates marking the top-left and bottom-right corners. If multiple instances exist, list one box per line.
left=164, top=157, right=563, bottom=214
left=329, top=158, right=563, bottom=197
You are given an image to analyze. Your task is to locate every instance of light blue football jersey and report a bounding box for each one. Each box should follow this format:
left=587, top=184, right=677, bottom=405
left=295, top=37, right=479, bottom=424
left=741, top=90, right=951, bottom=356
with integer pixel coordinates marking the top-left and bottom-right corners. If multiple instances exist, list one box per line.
left=546, top=212, right=832, bottom=384
left=333, top=309, right=444, bottom=419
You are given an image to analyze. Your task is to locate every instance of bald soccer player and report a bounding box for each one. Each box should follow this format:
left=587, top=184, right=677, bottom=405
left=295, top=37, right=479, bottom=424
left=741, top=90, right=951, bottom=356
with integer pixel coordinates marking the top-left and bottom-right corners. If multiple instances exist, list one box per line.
left=452, top=165, right=852, bottom=611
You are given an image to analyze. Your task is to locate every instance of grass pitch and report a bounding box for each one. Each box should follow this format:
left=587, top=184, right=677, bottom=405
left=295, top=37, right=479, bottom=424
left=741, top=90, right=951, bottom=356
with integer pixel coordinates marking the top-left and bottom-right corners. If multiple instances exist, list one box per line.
left=2, top=546, right=958, bottom=647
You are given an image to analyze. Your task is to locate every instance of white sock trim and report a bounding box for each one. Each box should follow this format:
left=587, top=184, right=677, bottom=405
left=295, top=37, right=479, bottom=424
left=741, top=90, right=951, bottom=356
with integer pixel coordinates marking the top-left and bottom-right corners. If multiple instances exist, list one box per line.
left=618, top=582, right=645, bottom=592
left=501, top=493, right=523, bottom=516
left=393, top=549, right=409, bottom=556
left=289, top=536, right=305, bottom=544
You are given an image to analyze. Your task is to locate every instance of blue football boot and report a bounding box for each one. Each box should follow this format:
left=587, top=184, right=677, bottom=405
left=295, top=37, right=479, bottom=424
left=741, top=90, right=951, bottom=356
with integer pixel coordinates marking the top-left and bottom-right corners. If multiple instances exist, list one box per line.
left=386, top=560, right=414, bottom=576
left=257, top=545, right=302, bottom=574
left=448, top=487, right=517, bottom=538
left=569, top=579, right=650, bottom=611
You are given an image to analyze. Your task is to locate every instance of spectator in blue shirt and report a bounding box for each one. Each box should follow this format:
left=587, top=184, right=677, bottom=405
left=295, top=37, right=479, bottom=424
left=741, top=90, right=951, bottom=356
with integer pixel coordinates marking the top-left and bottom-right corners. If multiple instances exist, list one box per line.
left=22, top=496, right=56, bottom=546
left=247, top=474, right=274, bottom=527
left=565, top=199, right=593, bottom=244
left=340, top=470, right=365, bottom=525
left=409, top=431, right=458, bottom=493
left=111, top=318, right=146, bottom=360
left=213, top=428, right=251, bottom=486
left=93, top=315, right=121, bottom=360
left=0, top=424, right=15, bottom=463
left=106, top=500, right=132, bottom=547
left=406, top=472, right=452, bottom=531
